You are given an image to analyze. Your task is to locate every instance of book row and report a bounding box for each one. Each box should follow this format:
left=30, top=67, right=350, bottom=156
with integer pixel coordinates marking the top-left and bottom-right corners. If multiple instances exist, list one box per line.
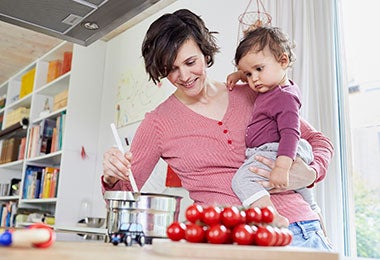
left=22, top=166, right=59, bottom=199
left=0, top=137, right=26, bottom=164
left=0, top=201, right=17, bottom=227
left=27, top=112, right=66, bottom=159
left=0, top=111, right=65, bottom=165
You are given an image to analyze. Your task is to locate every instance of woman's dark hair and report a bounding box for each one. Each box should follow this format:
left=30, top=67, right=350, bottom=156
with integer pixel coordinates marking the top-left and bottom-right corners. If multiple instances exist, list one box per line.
left=235, top=26, right=296, bottom=68
left=142, top=9, right=219, bottom=84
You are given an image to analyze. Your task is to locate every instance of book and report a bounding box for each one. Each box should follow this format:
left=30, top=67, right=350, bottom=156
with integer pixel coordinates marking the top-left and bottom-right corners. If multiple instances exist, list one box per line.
left=1, top=204, right=7, bottom=226
left=42, top=167, right=57, bottom=198
left=53, top=89, right=68, bottom=111
left=46, top=60, right=62, bottom=83
left=51, top=127, right=58, bottom=153
left=40, top=118, right=55, bottom=155
left=4, top=107, right=30, bottom=128
left=6, top=138, right=21, bottom=163
left=49, top=168, right=59, bottom=198
left=19, top=68, right=35, bottom=99
left=0, top=95, right=5, bottom=109
left=22, top=165, right=44, bottom=199
left=18, top=137, right=27, bottom=160
left=0, top=139, right=8, bottom=164
left=26, top=126, right=35, bottom=159
left=58, top=112, right=66, bottom=150
left=26, top=125, right=40, bottom=158
left=61, top=51, right=73, bottom=74
left=33, top=171, right=43, bottom=199
left=0, top=138, right=21, bottom=164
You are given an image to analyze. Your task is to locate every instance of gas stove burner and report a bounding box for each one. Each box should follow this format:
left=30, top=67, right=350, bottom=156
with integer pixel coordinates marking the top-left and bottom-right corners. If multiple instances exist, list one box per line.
left=109, top=222, right=145, bottom=247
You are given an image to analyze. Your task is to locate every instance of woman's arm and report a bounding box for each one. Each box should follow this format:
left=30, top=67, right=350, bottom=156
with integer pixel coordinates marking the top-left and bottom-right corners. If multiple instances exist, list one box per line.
left=299, top=118, right=334, bottom=186
left=101, top=111, right=162, bottom=193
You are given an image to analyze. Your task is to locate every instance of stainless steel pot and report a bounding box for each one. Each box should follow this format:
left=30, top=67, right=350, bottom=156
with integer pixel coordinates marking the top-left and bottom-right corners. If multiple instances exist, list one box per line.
left=103, top=191, right=182, bottom=242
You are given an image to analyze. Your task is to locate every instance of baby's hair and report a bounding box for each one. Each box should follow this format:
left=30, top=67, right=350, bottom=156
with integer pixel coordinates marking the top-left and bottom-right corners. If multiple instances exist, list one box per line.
left=235, top=26, right=296, bottom=68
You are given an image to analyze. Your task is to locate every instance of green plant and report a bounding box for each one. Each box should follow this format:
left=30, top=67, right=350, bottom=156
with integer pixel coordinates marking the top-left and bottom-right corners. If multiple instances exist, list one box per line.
left=354, top=173, right=380, bottom=258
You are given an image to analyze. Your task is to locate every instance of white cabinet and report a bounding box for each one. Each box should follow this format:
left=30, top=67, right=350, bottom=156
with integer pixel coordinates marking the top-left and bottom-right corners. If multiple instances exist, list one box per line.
left=0, top=40, right=106, bottom=229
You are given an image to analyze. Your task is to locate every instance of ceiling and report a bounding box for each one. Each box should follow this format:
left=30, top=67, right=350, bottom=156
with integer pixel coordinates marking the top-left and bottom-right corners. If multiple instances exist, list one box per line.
left=0, top=21, right=63, bottom=87
left=0, top=0, right=176, bottom=86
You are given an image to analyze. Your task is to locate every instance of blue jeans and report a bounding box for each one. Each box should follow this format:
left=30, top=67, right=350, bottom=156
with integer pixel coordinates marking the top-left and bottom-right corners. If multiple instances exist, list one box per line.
left=288, top=220, right=334, bottom=251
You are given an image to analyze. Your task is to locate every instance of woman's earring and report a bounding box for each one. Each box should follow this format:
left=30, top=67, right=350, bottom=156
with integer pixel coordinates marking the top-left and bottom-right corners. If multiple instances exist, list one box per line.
left=206, top=55, right=211, bottom=63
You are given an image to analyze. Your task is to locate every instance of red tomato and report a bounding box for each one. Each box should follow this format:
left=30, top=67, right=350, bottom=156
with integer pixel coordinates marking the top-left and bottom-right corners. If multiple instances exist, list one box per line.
left=185, top=223, right=205, bottom=243
left=232, top=224, right=255, bottom=245
left=201, top=206, right=222, bottom=226
left=280, top=228, right=293, bottom=246
left=221, top=206, right=246, bottom=228
left=261, top=206, right=275, bottom=224
left=245, top=207, right=262, bottom=224
left=185, top=204, right=203, bottom=223
left=255, top=226, right=276, bottom=246
left=272, top=227, right=284, bottom=246
left=206, top=224, right=231, bottom=244
left=166, top=222, right=186, bottom=241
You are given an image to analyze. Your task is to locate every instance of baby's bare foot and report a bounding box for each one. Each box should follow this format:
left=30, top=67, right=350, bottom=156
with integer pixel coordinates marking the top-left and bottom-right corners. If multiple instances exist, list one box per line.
left=273, top=214, right=289, bottom=227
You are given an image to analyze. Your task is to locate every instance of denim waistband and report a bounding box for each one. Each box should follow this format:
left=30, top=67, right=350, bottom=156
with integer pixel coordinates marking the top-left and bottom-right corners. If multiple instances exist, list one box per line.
left=288, top=220, right=322, bottom=235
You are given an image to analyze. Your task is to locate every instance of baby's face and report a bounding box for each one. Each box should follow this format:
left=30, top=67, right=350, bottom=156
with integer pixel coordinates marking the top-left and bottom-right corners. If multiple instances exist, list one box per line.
left=238, top=46, right=288, bottom=93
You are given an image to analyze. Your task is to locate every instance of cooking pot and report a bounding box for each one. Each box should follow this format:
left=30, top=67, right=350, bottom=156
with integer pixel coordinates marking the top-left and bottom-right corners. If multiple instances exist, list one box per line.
left=103, top=191, right=182, bottom=243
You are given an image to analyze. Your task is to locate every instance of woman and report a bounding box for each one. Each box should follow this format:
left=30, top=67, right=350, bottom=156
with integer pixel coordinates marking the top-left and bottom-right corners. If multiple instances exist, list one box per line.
left=101, top=9, right=333, bottom=250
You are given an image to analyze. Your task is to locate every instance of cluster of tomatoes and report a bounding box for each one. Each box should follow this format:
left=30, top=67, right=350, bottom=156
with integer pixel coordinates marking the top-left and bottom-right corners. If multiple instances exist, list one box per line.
left=166, top=204, right=293, bottom=246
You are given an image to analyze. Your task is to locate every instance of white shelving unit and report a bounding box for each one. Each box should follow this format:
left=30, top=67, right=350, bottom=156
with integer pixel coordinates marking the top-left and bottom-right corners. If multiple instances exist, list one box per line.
left=0, top=40, right=107, bottom=231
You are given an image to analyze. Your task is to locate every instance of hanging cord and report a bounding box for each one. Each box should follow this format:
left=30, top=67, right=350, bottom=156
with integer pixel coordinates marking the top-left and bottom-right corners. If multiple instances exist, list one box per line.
left=237, top=0, right=272, bottom=44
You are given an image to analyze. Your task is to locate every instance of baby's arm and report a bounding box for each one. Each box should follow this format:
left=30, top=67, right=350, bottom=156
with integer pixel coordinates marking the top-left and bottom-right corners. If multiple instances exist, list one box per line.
left=226, top=70, right=247, bottom=90
left=270, top=155, right=293, bottom=188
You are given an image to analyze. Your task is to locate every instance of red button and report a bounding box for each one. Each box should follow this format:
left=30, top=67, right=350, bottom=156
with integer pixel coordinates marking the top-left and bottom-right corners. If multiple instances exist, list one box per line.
left=223, top=129, right=228, bottom=134
left=227, top=140, right=232, bottom=144
left=218, top=121, right=223, bottom=126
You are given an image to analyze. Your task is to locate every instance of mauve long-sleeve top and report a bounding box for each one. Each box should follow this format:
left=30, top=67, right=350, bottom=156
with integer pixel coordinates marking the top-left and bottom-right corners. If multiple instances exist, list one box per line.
left=102, top=84, right=334, bottom=224
left=246, top=82, right=302, bottom=159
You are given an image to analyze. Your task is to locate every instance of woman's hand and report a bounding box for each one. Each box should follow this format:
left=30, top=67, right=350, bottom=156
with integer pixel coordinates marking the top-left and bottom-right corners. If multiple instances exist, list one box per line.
left=250, top=156, right=317, bottom=193
left=102, top=147, right=133, bottom=187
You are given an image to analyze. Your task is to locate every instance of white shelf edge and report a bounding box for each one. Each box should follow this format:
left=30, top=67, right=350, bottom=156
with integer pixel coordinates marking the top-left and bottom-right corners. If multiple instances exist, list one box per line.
left=35, top=72, right=71, bottom=95
left=5, top=93, right=32, bottom=110
left=0, top=195, right=19, bottom=201
left=0, top=160, right=24, bottom=169
left=20, top=198, right=57, bottom=203
left=55, top=225, right=107, bottom=235
left=32, top=108, right=67, bottom=124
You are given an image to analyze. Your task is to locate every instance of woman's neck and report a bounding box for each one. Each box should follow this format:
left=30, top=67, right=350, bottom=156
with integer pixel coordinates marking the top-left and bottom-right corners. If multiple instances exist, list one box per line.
left=174, top=78, right=229, bottom=121
left=175, top=78, right=219, bottom=105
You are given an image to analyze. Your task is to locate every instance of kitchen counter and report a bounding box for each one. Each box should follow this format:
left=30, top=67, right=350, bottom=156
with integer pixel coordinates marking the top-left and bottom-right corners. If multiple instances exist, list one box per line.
left=1, top=240, right=167, bottom=260
left=1, top=239, right=343, bottom=260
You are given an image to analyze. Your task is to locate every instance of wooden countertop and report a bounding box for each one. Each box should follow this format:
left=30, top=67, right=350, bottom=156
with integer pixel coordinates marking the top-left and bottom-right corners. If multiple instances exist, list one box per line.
left=2, top=239, right=342, bottom=260
left=2, top=240, right=166, bottom=260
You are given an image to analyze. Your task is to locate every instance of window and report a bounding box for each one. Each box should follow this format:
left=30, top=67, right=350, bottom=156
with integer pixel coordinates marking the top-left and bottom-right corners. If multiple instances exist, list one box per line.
left=340, top=0, right=380, bottom=258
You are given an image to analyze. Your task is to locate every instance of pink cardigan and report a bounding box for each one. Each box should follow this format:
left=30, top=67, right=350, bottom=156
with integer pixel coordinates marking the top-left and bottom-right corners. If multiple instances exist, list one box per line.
left=102, top=84, right=333, bottom=224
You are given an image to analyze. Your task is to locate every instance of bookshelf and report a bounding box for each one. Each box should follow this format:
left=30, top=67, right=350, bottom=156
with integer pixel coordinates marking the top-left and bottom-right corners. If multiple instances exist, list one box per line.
left=0, top=40, right=106, bottom=230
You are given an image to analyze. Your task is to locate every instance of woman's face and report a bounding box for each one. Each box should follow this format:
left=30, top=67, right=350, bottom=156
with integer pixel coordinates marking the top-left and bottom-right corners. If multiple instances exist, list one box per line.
left=166, top=38, right=208, bottom=98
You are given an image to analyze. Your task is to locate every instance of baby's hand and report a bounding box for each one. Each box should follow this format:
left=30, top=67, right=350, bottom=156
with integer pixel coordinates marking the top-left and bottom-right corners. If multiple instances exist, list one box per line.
left=269, top=166, right=289, bottom=189
left=226, top=70, right=246, bottom=90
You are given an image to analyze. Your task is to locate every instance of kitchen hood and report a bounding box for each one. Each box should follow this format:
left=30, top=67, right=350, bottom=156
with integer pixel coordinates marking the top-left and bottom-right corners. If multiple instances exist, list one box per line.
left=0, top=0, right=165, bottom=46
